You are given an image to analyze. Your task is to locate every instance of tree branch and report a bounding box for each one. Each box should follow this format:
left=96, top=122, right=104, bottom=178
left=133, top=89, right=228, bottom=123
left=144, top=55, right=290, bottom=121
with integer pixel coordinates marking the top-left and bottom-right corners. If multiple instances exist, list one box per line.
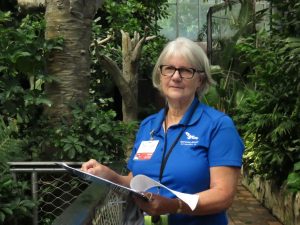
left=96, top=33, right=114, bottom=46
left=94, top=40, right=134, bottom=104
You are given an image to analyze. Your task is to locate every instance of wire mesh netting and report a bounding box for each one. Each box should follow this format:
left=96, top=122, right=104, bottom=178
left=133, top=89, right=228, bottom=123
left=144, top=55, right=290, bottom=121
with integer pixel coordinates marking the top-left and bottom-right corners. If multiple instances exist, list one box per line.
left=9, top=162, right=133, bottom=225
left=92, top=189, right=127, bottom=225
left=9, top=162, right=89, bottom=225
left=37, top=173, right=89, bottom=224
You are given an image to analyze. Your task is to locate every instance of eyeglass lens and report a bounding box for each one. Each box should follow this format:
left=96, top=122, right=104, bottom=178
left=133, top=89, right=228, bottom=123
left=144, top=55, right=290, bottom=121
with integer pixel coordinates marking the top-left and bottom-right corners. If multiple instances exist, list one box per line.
left=160, top=65, right=195, bottom=79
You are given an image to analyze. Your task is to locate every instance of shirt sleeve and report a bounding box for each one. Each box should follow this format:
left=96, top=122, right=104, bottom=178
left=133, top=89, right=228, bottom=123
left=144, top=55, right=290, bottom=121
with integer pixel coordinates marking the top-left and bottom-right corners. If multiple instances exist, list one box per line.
left=208, top=115, right=245, bottom=167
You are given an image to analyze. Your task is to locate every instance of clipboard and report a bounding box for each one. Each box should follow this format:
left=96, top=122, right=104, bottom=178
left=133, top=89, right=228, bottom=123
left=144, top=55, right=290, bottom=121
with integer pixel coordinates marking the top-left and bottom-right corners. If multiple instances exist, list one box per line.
left=56, top=162, right=149, bottom=201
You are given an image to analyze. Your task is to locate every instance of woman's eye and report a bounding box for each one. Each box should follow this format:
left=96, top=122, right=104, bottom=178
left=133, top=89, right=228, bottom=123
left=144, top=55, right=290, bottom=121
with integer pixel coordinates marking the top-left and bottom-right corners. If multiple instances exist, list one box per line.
left=180, top=68, right=192, bottom=73
left=165, top=66, right=175, bottom=70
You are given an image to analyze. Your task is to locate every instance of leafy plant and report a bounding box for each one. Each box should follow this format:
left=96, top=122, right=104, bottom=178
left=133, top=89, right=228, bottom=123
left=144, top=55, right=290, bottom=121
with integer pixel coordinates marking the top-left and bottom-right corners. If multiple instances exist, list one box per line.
left=0, top=118, right=23, bottom=160
left=0, top=10, right=62, bottom=129
left=225, top=0, right=300, bottom=192
left=287, top=161, right=300, bottom=193
left=204, top=65, right=246, bottom=114
left=99, top=0, right=169, bottom=35
left=0, top=117, right=34, bottom=224
left=234, top=29, right=300, bottom=187
left=27, top=100, right=138, bottom=162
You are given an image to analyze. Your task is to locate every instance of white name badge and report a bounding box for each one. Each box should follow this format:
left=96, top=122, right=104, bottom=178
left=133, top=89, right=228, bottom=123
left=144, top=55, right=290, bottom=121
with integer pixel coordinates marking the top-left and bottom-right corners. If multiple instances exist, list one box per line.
left=133, top=140, right=159, bottom=160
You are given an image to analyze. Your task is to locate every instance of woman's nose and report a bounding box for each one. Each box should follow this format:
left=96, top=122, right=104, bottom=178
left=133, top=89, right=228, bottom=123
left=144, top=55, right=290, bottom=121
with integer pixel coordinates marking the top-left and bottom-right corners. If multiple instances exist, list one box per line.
left=171, top=69, right=182, bottom=80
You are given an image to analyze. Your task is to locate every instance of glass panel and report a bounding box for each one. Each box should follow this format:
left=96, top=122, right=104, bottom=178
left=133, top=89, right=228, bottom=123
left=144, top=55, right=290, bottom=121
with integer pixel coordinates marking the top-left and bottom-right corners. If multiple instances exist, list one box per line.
left=177, top=0, right=199, bottom=40
left=211, top=3, right=241, bottom=43
left=159, top=0, right=224, bottom=40
left=158, top=3, right=177, bottom=40
left=255, top=0, right=270, bottom=31
left=198, top=2, right=218, bottom=41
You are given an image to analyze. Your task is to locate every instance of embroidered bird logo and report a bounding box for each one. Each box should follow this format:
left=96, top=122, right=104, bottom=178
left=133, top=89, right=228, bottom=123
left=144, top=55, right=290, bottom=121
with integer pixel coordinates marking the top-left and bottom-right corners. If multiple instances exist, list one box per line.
left=185, top=132, right=198, bottom=140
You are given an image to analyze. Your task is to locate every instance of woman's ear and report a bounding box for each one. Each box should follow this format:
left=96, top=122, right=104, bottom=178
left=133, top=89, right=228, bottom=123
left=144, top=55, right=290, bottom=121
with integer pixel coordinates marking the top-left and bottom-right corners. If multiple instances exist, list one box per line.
left=197, top=75, right=202, bottom=88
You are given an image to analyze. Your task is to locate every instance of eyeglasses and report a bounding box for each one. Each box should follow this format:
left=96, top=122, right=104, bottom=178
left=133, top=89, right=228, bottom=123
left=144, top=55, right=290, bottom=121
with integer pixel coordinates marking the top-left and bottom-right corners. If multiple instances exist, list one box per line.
left=159, top=65, right=203, bottom=79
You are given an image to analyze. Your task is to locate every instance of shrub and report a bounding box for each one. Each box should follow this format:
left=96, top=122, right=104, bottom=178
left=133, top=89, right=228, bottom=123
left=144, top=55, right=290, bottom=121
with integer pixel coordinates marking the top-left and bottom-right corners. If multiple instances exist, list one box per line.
left=26, top=100, right=138, bottom=162
left=0, top=117, right=34, bottom=224
left=234, top=30, right=300, bottom=190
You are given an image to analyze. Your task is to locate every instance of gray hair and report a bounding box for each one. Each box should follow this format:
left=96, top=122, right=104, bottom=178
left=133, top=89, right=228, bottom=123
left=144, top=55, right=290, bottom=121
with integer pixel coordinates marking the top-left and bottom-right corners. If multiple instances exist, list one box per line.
left=152, top=37, right=215, bottom=97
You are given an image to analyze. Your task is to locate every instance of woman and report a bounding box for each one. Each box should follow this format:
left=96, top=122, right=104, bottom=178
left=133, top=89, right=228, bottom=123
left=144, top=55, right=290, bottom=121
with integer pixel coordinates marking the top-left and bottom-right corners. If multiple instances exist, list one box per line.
left=81, top=37, right=244, bottom=225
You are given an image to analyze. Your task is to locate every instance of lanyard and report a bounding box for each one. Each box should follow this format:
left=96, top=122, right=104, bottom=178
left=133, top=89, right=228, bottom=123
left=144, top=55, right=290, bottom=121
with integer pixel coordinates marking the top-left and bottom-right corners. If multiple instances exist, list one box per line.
left=158, top=101, right=199, bottom=183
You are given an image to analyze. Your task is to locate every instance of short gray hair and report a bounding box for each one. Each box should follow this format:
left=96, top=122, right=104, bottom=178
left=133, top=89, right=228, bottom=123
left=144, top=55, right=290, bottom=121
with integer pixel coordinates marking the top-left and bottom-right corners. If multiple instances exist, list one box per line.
left=152, top=37, right=215, bottom=97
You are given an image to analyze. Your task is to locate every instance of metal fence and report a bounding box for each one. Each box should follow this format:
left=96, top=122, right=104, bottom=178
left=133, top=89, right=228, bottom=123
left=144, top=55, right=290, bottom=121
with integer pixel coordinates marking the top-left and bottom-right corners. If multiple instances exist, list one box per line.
left=9, top=162, right=89, bottom=225
left=92, top=189, right=126, bottom=225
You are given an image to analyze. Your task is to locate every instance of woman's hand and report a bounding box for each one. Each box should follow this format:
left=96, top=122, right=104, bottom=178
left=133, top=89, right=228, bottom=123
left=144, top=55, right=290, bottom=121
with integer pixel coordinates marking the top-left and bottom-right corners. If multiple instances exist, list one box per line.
left=81, top=159, right=133, bottom=187
left=81, top=159, right=113, bottom=180
left=133, top=193, right=178, bottom=216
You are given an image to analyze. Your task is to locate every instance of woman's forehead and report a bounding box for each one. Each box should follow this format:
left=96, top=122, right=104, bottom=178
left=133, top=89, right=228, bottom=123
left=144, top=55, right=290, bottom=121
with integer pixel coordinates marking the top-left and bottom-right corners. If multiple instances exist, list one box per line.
left=162, top=53, right=193, bottom=66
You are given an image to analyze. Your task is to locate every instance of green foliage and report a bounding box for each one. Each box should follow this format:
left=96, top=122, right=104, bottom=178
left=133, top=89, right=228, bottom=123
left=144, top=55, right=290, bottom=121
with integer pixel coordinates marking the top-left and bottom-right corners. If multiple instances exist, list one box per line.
left=234, top=29, right=300, bottom=187
left=0, top=171, right=35, bottom=224
left=270, top=0, right=300, bottom=37
left=27, top=100, right=138, bottom=162
left=100, top=0, right=169, bottom=35
left=139, top=35, right=168, bottom=79
left=0, top=11, right=62, bottom=125
left=0, top=118, right=23, bottom=161
left=287, top=161, right=300, bottom=193
left=0, top=7, right=140, bottom=162
left=204, top=65, right=246, bottom=114
left=220, top=0, right=300, bottom=192
left=0, top=118, right=34, bottom=224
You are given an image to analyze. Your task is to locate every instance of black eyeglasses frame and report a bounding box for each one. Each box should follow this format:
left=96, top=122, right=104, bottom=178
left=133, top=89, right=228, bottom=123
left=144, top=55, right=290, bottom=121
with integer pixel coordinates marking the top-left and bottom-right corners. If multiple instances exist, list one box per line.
left=159, top=65, right=204, bottom=79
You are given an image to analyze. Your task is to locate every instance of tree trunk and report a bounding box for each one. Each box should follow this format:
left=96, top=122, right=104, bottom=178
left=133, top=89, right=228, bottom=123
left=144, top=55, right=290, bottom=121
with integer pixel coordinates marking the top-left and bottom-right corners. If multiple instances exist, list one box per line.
left=120, top=31, right=140, bottom=121
left=97, top=31, right=155, bottom=121
left=44, top=0, right=103, bottom=122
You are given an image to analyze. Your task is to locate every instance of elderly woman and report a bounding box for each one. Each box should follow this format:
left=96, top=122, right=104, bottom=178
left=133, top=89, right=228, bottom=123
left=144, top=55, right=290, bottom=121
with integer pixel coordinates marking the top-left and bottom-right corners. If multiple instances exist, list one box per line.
left=81, top=37, right=244, bottom=225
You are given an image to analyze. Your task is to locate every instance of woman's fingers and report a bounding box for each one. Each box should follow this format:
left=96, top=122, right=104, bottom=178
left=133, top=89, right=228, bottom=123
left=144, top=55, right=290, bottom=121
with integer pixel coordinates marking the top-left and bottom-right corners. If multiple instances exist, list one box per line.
left=81, top=159, right=99, bottom=174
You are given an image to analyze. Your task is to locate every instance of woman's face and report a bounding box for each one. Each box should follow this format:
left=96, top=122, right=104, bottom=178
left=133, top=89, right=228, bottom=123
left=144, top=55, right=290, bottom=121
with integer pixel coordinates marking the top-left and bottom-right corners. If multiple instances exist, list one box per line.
left=160, top=54, right=202, bottom=104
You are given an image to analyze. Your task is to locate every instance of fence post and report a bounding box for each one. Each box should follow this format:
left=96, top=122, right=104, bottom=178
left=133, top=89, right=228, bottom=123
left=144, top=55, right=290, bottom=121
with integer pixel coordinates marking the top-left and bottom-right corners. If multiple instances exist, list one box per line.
left=32, top=171, right=38, bottom=225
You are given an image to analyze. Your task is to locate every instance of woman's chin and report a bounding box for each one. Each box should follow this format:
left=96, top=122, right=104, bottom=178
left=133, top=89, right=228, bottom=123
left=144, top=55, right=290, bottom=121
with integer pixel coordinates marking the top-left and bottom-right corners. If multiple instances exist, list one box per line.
left=166, top=94, right=193, bottom=103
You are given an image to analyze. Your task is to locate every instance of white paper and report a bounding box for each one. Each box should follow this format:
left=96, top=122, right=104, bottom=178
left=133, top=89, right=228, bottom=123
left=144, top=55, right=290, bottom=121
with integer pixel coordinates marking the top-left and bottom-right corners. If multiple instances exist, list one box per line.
left=130, top=174, right=199, bottom=211
left=57, top=163, right=199, bottom=211
left=56, top=162, right=149, bottom=201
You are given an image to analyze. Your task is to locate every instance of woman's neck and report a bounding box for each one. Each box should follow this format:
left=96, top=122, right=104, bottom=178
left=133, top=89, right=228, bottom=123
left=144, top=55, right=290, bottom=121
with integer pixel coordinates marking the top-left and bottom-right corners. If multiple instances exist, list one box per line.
left=165, top=97, right=194, bottom=129
left=167, top=97, right=194, bottom=116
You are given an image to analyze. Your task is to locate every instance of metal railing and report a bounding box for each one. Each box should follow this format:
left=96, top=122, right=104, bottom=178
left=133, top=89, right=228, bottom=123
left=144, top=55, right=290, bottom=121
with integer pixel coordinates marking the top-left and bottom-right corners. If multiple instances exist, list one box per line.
left=9, top=161, right=129, bottom=225
left=9, top=162, right=89, bottom=225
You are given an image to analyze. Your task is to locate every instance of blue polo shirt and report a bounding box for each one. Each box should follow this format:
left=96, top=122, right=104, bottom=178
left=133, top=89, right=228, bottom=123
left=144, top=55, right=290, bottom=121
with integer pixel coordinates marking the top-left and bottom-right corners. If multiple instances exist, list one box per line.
left=127, top=98, right=244, bottom=225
